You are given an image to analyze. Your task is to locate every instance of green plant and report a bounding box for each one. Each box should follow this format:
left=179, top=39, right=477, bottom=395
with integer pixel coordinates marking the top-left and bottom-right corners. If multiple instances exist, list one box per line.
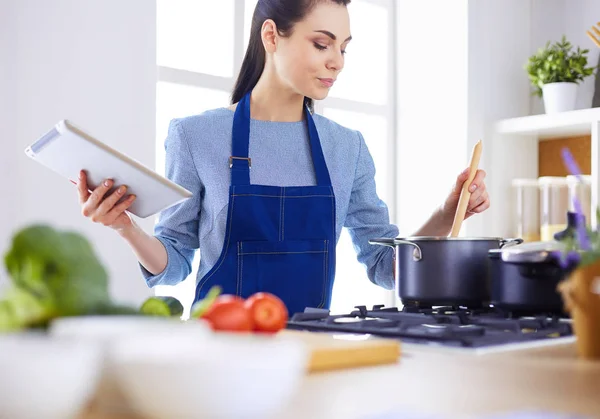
left=525, top=35, right=596, bottom=97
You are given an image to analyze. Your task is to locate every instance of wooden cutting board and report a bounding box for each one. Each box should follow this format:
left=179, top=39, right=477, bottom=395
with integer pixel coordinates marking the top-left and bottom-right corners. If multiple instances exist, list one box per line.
left=279, top=330, right=402, bottom=373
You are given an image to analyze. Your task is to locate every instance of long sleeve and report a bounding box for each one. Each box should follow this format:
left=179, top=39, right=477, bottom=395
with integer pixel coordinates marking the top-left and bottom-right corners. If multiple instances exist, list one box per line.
left=140, top=119, right=203, bottom=287
left=343, top=131, right=399, bottom=290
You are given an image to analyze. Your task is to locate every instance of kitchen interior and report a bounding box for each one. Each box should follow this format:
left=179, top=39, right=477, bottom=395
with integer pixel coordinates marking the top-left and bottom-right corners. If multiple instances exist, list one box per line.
left=1, top=0, right=600, bottom=419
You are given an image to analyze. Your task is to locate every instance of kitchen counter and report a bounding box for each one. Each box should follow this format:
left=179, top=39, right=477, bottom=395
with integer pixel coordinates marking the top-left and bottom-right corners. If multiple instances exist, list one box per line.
left=283, top=342, right=600, bottom=419
left=82, top=340, right=600, bottom=419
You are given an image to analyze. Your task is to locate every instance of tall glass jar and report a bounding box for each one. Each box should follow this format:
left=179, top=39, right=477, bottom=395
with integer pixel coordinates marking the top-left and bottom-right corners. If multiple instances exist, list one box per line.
left=566, top=175, right=592, bottom=227
left=511, top=178, right=540, bottom=242
left=539, top=176, right=569, bottom=242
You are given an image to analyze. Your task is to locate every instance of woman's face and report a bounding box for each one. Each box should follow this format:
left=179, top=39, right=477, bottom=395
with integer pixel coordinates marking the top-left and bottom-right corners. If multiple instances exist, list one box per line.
left=270, top=2, right=352, bottom=100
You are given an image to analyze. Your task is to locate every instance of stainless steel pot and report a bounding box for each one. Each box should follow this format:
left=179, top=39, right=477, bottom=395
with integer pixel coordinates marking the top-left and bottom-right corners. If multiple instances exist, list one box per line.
left=369, top=236, right=523, bottom=307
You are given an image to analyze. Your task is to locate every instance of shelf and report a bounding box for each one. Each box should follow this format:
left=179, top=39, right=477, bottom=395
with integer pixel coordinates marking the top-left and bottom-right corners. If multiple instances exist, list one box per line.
left=495, top=107, right=600, bottom=139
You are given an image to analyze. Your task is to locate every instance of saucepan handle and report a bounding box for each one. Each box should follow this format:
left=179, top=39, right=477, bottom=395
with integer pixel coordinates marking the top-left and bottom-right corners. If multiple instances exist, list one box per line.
left=393, top=239, right=423, bottom=261
left=499, top=238, right=524, bottom=248
left=368, top=238, right=396, bottom=249
left=368, top=238, right=400, bottom=261
left=369, top=238, right=423, bottom=262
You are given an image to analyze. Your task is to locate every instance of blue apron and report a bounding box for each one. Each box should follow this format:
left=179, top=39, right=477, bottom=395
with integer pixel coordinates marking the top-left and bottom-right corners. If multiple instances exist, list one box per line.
left=193, top=91, right=337, bottom=315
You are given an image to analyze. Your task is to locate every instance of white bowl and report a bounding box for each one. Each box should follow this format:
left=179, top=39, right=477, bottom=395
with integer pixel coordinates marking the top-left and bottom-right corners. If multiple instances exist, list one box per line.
left=0, top=332, right=102, bottom=419
left=49, top=315, right=211, bottom=414
left=111, top=332, right=309, bottom=419
left=49, top=315, right=211, bottom=343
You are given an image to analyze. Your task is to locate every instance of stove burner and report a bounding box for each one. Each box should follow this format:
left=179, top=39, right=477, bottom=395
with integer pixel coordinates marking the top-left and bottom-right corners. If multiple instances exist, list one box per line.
left=418, top=323, right=485, bottom=338
left=333, top=317, right=362, bottom=323
left=286, top=304, right=573, bottom=349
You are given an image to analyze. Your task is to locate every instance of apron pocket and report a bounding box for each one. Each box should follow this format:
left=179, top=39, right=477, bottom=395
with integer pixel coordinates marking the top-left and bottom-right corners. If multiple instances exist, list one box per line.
left=237, top=239, right=329, bottom=313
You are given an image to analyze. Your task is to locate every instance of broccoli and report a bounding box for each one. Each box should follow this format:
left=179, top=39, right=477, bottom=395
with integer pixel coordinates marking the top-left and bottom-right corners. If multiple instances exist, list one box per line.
left=0, top=287, right=51, bottom=331
left=0, top=224, right=184, bottom=332
left=4, top=225, right=110, bottom=313
left=1, top=224, right=110, bottom=330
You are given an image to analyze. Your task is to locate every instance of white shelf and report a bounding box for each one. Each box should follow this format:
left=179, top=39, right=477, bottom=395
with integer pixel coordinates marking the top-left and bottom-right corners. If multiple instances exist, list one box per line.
left=494, top=108, right=600, bottom=230
left=495, top=107, right=600, bottom=139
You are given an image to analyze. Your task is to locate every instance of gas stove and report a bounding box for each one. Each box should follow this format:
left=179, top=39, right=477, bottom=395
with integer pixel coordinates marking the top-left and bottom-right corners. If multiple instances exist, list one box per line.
left=286, top=304, right=575, bottom=354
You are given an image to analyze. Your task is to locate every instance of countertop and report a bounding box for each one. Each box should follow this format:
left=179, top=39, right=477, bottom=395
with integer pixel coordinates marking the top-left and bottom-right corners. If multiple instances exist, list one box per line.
left=83, top=340, right=600, bottom=419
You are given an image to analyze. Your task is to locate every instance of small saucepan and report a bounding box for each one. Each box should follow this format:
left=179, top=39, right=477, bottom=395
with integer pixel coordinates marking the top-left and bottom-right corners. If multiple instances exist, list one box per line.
left=369, top=236, right=523, bottom=307
left=488, top=241, right=576, bottom=313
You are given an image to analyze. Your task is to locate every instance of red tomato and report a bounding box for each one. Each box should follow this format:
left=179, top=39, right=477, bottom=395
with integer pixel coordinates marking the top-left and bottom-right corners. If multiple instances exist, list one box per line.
left=244, top=292, right=289, bottom=333
left=201, top=295, right=254, bottom=332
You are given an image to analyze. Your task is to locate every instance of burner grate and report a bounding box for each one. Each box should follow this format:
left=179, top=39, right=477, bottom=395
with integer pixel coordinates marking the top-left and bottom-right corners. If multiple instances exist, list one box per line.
left=286, top=304, right=574, bottom=349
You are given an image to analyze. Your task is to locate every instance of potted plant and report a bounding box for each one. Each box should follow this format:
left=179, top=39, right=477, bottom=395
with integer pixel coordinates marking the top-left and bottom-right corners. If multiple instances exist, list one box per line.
left=526, top=35, right=596, bottom=114
left=554, top=148, right=600, bottom=360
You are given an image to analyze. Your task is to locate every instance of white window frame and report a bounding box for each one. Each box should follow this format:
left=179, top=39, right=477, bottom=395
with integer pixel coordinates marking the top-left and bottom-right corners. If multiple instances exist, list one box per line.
left=156, top=0, right=398, bottom=310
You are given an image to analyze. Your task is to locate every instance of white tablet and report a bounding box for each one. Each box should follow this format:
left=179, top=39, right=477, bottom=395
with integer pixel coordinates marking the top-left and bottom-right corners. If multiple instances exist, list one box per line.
left=24, top=120, right=193, bottom=218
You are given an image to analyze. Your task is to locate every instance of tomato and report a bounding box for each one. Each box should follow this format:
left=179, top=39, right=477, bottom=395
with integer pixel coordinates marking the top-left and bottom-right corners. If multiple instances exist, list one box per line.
left=201, top=295, right=254, bottom=332
left=244, top=292, right=289, bottom=333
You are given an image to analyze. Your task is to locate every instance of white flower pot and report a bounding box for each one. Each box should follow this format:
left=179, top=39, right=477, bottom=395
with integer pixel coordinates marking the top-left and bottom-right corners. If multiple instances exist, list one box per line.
left=542, top=82, right=578, bottom=114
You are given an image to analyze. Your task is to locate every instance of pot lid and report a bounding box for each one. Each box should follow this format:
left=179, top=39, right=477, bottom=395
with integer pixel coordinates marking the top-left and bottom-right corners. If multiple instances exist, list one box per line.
left=395, top=236, right=507, bottom=242
left=489, top=241, right=566, bottom=263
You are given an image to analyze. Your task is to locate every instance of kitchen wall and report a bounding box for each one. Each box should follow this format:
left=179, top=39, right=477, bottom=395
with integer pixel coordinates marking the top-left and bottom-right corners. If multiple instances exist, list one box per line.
left=530, top=0, right=600, bottom=114
left=466, top=0, right=537, bottom=238
left=0, top=0, right=157, bottom=305
left=563, top=0, right=600, bottom=110
left=0, top=0, right=18, bottom=291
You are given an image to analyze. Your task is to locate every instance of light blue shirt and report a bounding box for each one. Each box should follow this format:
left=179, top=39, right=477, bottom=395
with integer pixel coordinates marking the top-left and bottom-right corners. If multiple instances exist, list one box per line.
left=141, top=107, right=399, bottom=291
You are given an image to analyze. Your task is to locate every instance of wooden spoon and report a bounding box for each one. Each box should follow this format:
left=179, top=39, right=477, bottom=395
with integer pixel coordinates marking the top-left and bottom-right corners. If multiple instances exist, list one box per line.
left=450, top=140, right=483, bottom=237
left=586, top=22, right=600, bottom=48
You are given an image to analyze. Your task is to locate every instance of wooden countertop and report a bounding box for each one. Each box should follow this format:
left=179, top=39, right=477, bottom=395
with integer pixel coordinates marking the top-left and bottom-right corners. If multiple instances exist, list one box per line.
left=282, top=342, right=600, bottom=419
left=83, top=341, right=600, bottom=419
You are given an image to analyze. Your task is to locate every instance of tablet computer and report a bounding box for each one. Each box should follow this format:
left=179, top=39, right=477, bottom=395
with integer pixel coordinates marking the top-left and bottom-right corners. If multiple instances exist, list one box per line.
left=24, top=120, right=193, bottom=218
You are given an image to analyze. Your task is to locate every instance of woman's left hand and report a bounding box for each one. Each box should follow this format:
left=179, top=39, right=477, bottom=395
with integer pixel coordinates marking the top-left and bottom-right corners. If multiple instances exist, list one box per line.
left=441, top=168, right=490, bottom=221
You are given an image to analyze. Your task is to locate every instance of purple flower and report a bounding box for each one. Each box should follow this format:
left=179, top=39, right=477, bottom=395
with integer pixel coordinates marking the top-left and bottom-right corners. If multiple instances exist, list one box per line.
left=572, top=196, right=591, bottom=250
left=553, top=250, right=581, bottom=270
left=561, top=147, right=591, bottom=251
left=561, top=147, right=584, bottom=179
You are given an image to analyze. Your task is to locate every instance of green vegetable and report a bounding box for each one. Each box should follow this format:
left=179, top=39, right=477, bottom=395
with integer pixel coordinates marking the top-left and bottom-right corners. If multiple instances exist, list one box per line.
left=1, top=224, right=111, bottom=330
left=86, top=302, right=143, bottom=316
left=3, top=287, right=53, bottom=329
left=0, top=224, right=190, bottom=332
left=4, top=225, right=109, bottom=317
left=140, top=296, right=184, bottom=317
left=0, top=300, right=19, bottom=332
left=190, top=286, right=222, bottom=318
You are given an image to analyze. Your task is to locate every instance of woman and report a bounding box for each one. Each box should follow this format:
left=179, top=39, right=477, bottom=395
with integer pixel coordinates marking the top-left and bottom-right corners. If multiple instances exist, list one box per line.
left=77, top=0, right=489, bottom=315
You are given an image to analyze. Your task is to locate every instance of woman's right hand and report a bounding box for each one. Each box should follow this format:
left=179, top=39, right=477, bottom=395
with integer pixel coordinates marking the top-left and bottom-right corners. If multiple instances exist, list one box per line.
left=78, top=170, right=137, bottom=231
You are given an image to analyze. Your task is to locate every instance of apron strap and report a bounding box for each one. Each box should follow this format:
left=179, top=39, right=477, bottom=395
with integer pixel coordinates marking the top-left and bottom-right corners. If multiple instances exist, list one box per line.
left=230, top=92, right=252, bottom=186
left=304, top=103, right=332, bottom=187
left=230, top=91, right=332, bottom=187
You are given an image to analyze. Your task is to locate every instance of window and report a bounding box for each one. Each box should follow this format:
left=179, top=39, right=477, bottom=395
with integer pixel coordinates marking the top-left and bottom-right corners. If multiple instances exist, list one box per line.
left=394, top=0, right=468, bottom=235
left=157, top=0, right=235, bottom=77
left=155, top=0, right=397, bottom=317
left=317, top=0, right=397, bottom=313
